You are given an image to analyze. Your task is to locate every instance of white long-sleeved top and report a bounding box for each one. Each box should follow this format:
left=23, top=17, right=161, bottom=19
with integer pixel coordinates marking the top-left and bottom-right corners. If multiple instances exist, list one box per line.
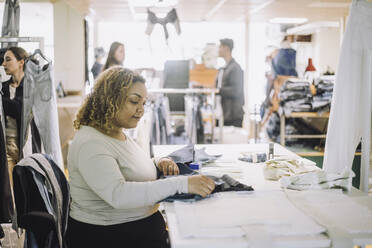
left=67, top=125, right=188, bottom=225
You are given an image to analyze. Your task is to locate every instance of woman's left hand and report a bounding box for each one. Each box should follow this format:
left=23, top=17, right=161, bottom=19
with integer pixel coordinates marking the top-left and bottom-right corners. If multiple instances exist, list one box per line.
left=157, top=158, right=179, bottom=176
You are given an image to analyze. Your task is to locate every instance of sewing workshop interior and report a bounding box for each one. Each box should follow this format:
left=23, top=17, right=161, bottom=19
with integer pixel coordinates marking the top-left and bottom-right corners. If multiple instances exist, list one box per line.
left=0, top=0, right=372, bottom=247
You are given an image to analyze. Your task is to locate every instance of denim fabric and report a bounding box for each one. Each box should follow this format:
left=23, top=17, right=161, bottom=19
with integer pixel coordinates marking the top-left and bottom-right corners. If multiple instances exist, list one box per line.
left=1, top=0, right=20, bottom=48
left=167, top=144, right=221, bottom=164
left=22, top=59, right=63, bottom=168
left=271, top=48, right=298, bottom=77
left=161, top=168, right=254, bottom=202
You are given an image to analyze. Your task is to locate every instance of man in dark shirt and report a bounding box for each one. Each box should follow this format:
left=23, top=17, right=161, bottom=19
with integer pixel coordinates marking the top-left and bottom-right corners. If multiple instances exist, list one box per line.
left=217, top=38, right=244, bottom=127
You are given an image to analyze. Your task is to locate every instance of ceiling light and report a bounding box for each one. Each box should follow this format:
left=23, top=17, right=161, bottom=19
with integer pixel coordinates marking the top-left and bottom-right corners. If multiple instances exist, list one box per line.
left=308, top=2, right=350, bottom=8
left=269, top=17, right=308, bottom=24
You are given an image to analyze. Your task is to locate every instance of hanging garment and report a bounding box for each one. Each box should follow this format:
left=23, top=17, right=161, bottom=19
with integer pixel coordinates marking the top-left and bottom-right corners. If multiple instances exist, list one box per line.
left=323, top=1, right=372, bottom=175
left=22, top=58, right=63, bottom=168
left=13, top=154, right=70, bottom=248
left=145, top=8, right=181, bottom=40
left=1, top=0, right=20, bottom=48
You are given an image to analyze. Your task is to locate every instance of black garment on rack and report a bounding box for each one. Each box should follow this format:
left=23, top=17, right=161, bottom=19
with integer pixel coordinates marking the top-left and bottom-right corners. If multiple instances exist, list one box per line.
left=0, top=118, right=14, bottom=224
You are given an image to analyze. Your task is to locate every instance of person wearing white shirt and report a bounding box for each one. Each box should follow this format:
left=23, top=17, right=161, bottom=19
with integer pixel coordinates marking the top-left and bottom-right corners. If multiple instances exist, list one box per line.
left=66, top=66, right=215, bottom=248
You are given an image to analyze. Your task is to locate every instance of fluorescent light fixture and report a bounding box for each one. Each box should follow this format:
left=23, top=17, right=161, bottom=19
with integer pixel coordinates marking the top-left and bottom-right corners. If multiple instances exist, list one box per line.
left=308, top=2, right=350, bottom=8
left=269, top=17, right=308, bottom=24
left=130, top=0, right=178, bottom=7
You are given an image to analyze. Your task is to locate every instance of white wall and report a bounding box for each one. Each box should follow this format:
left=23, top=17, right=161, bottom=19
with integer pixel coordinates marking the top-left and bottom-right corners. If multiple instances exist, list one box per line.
left=312, top=27, right=341, bottom=74
left=53, top=0, right=85, bottom=91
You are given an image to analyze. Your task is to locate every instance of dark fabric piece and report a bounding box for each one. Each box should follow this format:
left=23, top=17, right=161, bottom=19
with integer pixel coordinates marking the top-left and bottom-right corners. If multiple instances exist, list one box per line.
left=145, top=8, right=180, bottom=40
left=271, top=48, right=298, bottom=77
left=162, top=173, right=254, bottom=202
left=91, top=62, right=103, bottom=79
left=218, top=58, right=244, bottom=127
left=13, top=154, right=70, bottom=248
left=160, top=163, right=253, bottom=202
left=43, top=155, right=70, bottom=242
left=20, top=211, right=56, bottom=248
left=0, top=118, right=14, bottom=223
left=66, top=211, right=169, bottom=248
left=0, top=224, right=4, bottom=239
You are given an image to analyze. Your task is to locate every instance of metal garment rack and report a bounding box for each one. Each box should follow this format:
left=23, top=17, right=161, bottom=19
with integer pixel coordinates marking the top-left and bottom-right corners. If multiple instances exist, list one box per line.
left=148, top=88, right=221, bottom=144
left=0, top=36, right=44, bottom=51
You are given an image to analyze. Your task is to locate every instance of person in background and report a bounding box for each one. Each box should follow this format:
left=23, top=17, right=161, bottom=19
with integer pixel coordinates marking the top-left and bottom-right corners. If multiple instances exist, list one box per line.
left=271, top=35, right=297, bottom=78
left=1, top=46, right=34, bottom=185
left=91, top=47, right=105, bottom=79
left=66, top=67, right=215, bottom=248
left=217, top=38, right=244, bottom=127
left=103, top=41, right=125, bottom=71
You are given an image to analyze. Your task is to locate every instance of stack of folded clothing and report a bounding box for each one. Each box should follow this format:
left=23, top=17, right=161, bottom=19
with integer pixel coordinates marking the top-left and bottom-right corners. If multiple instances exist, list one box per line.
left=279, top=80, right=313, bottom=116
left=263, top=157, right=318, bottom=180
left=312, top=78, right=334, bottom=113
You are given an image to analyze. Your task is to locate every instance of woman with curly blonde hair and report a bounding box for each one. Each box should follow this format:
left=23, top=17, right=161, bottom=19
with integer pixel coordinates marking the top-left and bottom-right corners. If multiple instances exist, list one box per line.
left=66, top=67, right=215, bottom=248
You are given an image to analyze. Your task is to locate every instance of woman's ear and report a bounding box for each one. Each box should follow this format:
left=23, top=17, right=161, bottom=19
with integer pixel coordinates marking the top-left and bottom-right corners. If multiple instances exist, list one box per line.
left=19, top=59, right=25, bottom=69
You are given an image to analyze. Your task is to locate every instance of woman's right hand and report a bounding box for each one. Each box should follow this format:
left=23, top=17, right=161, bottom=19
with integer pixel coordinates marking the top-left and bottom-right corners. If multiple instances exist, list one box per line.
left=188, top=175, right=215, bottom=197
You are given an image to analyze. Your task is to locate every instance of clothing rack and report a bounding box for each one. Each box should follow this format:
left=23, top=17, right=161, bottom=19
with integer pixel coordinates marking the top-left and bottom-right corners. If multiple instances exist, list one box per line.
left=0, top=36, right=44, bottom=51
left=148, top=88, right=221, bottom=144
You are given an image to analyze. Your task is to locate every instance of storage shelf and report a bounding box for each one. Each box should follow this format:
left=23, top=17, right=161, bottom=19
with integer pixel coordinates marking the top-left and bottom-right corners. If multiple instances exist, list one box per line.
left=280, top=112, right=330, bottom=146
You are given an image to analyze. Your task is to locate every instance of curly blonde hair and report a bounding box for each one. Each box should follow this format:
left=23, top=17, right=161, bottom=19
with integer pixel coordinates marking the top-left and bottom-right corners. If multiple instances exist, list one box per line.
left=74, top=66, right=145, bottom=134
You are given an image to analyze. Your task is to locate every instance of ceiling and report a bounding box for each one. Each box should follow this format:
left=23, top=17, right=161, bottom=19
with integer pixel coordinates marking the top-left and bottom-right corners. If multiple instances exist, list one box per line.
left=61, top=0, right=351, bottom=23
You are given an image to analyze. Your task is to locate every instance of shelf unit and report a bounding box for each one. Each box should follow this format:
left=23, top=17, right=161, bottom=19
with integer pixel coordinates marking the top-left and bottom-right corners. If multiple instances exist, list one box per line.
left=280, top=111, right=330, bottom=146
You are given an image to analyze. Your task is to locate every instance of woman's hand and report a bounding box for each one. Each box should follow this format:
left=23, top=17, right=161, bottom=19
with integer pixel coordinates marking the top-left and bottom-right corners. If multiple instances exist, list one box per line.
left=157, top=157, right=180, bottom=176
left=188, top=175, right=215, bottom=197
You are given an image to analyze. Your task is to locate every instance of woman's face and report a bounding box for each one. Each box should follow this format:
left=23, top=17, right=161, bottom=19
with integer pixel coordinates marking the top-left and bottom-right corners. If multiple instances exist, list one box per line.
left=114, top=45, right=125, bottom=64
left=2, top=50, right=24, bottom=76
left=115, top=82, right=147, bottom=129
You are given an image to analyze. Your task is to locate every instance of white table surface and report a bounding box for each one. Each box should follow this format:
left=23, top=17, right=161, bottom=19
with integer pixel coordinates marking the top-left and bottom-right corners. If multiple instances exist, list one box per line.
left=153, top=143, right=372, bottom=248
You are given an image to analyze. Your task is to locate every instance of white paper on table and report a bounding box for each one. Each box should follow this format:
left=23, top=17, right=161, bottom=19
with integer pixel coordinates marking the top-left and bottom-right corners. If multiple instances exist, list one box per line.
left=174, top=191, right=326, bottom=239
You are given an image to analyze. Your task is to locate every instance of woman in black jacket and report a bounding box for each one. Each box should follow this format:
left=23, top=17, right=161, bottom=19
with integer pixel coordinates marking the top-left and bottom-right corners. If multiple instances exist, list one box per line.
left=1, top=46, right=28, bottom=185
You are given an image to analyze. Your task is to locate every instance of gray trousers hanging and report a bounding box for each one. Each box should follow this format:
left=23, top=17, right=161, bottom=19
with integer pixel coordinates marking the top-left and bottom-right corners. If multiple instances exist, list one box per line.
left=22, top=59, right=63, bottom=168
left=1, top=0, right=20, bottom=48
